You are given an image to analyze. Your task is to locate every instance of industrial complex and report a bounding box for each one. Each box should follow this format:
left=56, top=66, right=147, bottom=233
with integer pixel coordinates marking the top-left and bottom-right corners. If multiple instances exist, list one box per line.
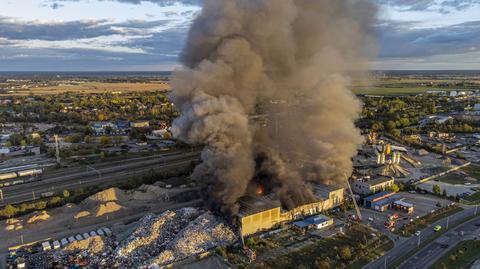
left=238, top=183, right=344, bottom=237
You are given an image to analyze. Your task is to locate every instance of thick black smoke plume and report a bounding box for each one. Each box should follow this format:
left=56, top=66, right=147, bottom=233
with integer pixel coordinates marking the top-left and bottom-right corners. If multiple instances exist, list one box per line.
left=171, top=0, right=377, bottom=213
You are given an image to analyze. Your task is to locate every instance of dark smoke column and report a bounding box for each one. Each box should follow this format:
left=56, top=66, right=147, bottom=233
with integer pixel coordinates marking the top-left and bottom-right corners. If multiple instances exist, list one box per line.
left=171, top=0, right=376, bottom=211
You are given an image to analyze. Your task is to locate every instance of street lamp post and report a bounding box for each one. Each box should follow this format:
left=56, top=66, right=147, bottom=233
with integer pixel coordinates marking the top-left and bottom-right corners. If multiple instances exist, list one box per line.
left=417, top=234, right=421, bottom=248
left=446, top=216, right=450, bottom=230
left=0, top=189, right=3, bottom=201
left=475, top=204, right=478, bottom=216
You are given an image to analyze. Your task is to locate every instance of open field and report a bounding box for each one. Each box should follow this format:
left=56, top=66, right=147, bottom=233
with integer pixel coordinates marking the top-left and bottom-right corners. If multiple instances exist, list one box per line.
left=438, top=164, right=480, bottom=185
left=429, top=240, right=480, bottom=269
left=0, top=81, right=170, bottom=96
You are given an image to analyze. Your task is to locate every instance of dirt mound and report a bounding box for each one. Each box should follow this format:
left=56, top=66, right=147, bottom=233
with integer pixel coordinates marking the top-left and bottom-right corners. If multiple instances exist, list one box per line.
left=133, top=184, right=169, bottom=201
left=95, top=202, right=124, bottom=217
left=74, top=211, right=91, bottom=220
left=86, top=187, right=129, bottom=204
left=27, top=211, right=50, bottom=224
left=64, top=236, right=106, bottom=254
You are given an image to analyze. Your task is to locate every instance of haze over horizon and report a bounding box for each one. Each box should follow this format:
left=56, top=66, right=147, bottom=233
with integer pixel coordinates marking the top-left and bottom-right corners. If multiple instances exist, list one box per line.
left=0, top=0, right=479, bottom=71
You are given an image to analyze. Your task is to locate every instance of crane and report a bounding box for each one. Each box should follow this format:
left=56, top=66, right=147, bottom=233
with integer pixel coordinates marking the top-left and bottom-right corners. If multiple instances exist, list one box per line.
left=345, top=173, right=362, bottom=221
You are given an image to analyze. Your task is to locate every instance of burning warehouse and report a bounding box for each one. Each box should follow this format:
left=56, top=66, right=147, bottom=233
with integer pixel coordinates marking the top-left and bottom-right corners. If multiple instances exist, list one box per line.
left=170, top=0, right=375, bottom=233
left=237, top=183, right=344, bottom=237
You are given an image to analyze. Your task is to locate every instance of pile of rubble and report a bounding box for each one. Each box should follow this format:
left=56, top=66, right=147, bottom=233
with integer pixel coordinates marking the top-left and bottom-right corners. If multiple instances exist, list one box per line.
left=64, top=236, right=107, bottom=254
left=50, top=236, right=116, bottom=268
left=113, top=207, right=199, bottom=267
left=148, top=212, right=237, bottom=268
left=35, top=207, right=237, bottom=268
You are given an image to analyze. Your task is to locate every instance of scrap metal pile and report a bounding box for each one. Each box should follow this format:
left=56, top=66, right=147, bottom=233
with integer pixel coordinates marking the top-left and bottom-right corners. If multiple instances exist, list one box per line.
left=34, top=208, right=237, bottom=268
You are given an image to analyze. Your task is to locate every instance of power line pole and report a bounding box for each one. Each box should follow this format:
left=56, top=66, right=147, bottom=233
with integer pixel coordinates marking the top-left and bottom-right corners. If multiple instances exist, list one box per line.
left=0, top=189, right=3, bottom=201
left=54, top=134, right=61, bottom=166
left=32, top=191, right=35, bottom=200
left=475, top=204, right=478, bottom=216
left=446, top=216, right=450, bottom=230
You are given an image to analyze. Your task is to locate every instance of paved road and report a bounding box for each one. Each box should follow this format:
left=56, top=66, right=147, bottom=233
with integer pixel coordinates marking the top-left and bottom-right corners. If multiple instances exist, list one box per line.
left=397, top=216, right=480, bottom=269
left=363, top=206, right=479, bottom=269
left=0, top=151, right=200, bottom=206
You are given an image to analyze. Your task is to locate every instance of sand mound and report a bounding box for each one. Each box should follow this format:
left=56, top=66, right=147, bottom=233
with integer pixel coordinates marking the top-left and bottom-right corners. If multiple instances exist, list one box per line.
left=6, top=218, right=20, bottom=225
left=27, top=211, right=50, bottom=224
left=74, top=211, right=91, bottom=220
left=85, top=187, right=129, bottom=204
left=65, top=236, right=105, bottom=254
left=95, top=202, right=124, bottom=217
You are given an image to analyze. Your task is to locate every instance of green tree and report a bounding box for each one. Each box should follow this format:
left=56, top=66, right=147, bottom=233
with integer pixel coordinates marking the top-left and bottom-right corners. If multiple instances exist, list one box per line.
left=1, top=204, right=18, bottom=218
left=391, top=183, right=400, bottom=193
left=99, top=136, right=111, bottom=145
left=340, top=246, right=352, bottom=260
left=433, top=184, right=441, bottom=195
left=63, top=190, right=70, bottom=198
left=386, top=121, right=397, bottom=130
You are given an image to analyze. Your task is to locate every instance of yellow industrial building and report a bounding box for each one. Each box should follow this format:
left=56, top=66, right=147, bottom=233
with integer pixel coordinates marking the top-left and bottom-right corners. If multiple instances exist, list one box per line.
left=238, top=184, right=344, bottom=237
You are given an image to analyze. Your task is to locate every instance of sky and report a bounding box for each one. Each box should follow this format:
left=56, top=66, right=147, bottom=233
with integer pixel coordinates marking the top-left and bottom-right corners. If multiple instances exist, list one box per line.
left=0, top=0, right=479, bottom=71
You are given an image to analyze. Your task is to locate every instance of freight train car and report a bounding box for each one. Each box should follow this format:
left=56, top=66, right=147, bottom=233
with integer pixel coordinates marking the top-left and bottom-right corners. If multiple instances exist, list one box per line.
left=0, top=172, right=18, bottom=181
left=0, top=166, right=43, bottom=182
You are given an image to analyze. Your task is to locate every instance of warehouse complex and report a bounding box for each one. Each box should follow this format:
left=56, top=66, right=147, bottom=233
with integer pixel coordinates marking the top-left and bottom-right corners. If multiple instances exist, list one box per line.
left=238, top=183, right=344, bottom=237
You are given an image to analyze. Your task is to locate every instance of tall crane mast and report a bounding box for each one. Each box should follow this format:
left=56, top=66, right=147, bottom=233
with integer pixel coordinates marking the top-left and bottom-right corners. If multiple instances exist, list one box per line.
left=345, top=174, right=362, bottom=221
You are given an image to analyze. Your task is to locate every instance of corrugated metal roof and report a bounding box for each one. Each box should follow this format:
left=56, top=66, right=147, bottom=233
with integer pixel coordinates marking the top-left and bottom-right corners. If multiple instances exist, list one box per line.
left=237, top=194, right=281, bottom=217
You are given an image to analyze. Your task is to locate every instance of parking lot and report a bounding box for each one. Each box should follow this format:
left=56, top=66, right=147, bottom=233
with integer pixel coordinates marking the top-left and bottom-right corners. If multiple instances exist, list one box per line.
left=357, top=192, right=452, bottom=233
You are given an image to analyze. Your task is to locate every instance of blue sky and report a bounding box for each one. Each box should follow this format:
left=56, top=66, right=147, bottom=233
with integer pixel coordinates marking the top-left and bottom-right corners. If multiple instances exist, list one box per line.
left=0, top=0, right=479, bottom=71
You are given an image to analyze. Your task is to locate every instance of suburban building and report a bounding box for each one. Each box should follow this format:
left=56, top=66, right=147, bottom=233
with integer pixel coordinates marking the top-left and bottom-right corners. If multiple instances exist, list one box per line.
left=293, top=214, right=333, bottom=230
left=351, top=176, right=394, bottom=195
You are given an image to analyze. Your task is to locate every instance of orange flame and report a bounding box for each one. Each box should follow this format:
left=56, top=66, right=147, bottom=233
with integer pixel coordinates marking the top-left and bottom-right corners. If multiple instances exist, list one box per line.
left=256, top=184, right=265, bottom=195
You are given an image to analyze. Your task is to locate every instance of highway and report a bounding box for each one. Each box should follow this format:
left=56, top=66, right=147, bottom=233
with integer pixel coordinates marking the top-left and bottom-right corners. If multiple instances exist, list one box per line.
left=0, top=151, right=200, bottom=206
left=363, top=206, right=480, bottom=269
left=397, top=214, right=480, bottom=269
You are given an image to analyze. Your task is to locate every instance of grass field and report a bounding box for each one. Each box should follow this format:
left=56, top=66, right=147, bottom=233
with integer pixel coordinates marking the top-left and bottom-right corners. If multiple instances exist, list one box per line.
left=0, top=81, right=170, bottom=96
left=429, top=240, right=480, bottom=269
left=438, top=164, right=480, bottom=185
left=463, top=192, right=480, bottom=204
left=257, top=225, right=393, bottom=269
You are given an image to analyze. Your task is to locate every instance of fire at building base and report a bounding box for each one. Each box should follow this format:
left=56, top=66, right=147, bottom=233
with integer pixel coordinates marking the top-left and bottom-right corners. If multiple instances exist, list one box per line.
left=237, top=183, right=344, bottom=237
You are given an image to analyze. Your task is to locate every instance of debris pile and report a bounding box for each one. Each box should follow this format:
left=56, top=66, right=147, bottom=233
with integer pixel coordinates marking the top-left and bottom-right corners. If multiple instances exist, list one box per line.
left=149, top=212, right=237, bottom=267
left=113, top=208, right=199, bottom=267
left=25, top=208, right=237, bottom=268
left=64, top=236, right=107, bottom=254
left=52, top=236, right=116, bottom=268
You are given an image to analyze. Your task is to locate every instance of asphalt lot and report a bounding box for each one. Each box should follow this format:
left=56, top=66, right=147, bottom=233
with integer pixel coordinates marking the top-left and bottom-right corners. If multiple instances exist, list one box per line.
left=360, top=192, right=451, bottom=233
